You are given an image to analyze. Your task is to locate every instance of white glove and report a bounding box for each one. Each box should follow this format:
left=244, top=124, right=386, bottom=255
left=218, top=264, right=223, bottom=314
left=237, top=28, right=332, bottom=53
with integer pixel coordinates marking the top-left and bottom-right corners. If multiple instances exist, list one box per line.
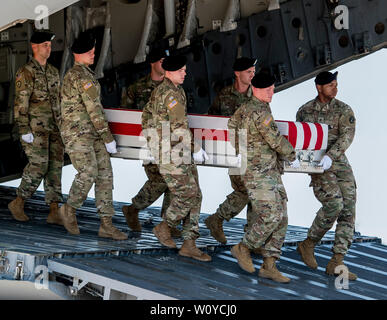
left=143, top=153, right=155, bottom=164
left=193, top=148, right=209, bottom=163
left=290, top=158, right=301, bottom=169
left=319, top=155, right=332, bottom=170
left=21, top=133, right=34, bottom=144
left=105, top=140, right=118, bottom=154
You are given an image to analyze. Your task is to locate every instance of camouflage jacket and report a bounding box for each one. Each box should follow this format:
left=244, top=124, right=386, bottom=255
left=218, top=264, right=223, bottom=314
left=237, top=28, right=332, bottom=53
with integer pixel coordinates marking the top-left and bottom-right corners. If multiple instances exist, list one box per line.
left=125, top=74, right=162, bottom=110
left=144, top=77, right=201, bottom=163
left=60, top=62, right=114, bottom=146
left=14, top=58, right=61, bottom=135
left=229, top=96, right=296, bottom=173
left=296, top=97, right=356, bottom=162
left=208, top=84, right=252, bottom=116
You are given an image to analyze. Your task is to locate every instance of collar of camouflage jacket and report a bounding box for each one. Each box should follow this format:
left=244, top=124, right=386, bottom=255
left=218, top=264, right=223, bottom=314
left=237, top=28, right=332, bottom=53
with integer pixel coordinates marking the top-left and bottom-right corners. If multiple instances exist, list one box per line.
left=74, top=61, right=95, bottom=75
left=231, top=83, right=252, bottom=98
left=30, top=57, right=48, bottom=72
left=163, top=77, right=182, bottom=92
left=146, top=73, right=163, bottom=87
left=251, top=95, right=270, bottom=110
left=314, top=97, right=336, bottom=112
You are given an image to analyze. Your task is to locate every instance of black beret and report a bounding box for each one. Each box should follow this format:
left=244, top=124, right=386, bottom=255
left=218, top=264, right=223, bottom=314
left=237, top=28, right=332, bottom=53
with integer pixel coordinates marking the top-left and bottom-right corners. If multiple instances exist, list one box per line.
left=149, top=47, right=168, bottom=63
left=71, top=31, right=96, bottom=54
left=30, top=31, right=55, bottom=44
left=233, top=57, right=257, bottom=71
left=162, top=55, right=187, bottom=71
left=251, top=72, right=275, bottom=89
left=315, top=71, right=338, bottom=85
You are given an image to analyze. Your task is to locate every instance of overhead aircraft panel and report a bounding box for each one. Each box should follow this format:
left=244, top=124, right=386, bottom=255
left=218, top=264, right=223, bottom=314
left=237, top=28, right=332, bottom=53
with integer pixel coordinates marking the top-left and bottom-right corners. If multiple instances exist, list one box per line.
left=0, top=0, right=79, bottom=32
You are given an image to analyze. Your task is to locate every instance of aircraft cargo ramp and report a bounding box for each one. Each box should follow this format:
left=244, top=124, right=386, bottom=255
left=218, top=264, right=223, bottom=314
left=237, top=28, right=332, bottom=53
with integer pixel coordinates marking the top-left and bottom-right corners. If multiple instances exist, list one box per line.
left=0, top=186, right=386, bottom=300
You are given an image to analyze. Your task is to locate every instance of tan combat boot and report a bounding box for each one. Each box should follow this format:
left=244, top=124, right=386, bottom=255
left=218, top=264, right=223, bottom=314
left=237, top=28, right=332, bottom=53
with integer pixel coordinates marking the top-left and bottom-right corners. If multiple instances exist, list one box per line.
left=179, top=240, right=212, bottom=262
left=204, top=214, right=227, bottom=244
left=252, top=247, right=263, bottom=256
left=122, top=205, right=142, bottom=232
left=170, top=226, right=182, bottom=238
left=297, top=237, right=318, bottom=269
left=8, top=196, right=29, bottom=222
left=153, top=221, right=177, bottom=248
left=259, top=257, right=291, bottom=283
left=161, top=213, right=182, bottom=238
left=326, top=253, right=357, bottom=281
left=231, top=242, right=255, bottom=273
left=46, top=202, right=63, bottom=225
left=98, top=216, right=128, bottom=240
left=58, top=203, right=80, bottom=235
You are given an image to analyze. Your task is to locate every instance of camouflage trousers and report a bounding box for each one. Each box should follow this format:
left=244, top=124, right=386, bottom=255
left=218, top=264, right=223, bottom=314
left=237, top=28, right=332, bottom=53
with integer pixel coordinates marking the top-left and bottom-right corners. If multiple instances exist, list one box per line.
left=131, top=163, right=170, bottom=217
left=215, top=174, right=252, bottom=226
left=242, top=170, right=288, bottom=260
left=159, top=164, right=202, bottom=240
left=308, top=162, right=356, bottom=255
left=18, top=129, right=64, bottom=204
left=66, top=137, right=114, bottom=217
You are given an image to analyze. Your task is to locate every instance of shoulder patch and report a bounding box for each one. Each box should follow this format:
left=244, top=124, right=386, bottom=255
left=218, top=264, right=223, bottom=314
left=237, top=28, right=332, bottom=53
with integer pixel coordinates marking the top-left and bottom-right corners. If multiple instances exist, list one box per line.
left=263, top=116, right=273, bottom=126
left=83, top=82, right=93, bottom=91
left=168, top=99, right=178, bottom=109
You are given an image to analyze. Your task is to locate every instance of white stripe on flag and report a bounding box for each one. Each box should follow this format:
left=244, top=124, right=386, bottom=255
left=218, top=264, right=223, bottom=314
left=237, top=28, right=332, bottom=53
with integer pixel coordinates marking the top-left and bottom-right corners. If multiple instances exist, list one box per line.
left=308, top=123, right=318, bottom=150
left=321, top=124, right=328, bottom=150
left=276, top=121, right=289, bottom=136
left=105, top=109, right=142, bottom=124
left=295, top=122, right=304, bottom=150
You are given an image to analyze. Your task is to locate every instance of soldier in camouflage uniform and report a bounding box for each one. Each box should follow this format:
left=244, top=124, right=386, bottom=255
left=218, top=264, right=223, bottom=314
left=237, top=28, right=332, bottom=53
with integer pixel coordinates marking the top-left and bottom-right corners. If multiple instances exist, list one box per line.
left=229, top=72, right=299, bottom=283
left=8, top=31, right=63, bottom=225
left=144, top=55, right=211, bottom=262
left=59, top=31, right=127, bottom=240
left=205, top=57, right=256, bottom=244
left=119, top=48, right=179, bottom=236
left=296, top=71, right=357, bottom=280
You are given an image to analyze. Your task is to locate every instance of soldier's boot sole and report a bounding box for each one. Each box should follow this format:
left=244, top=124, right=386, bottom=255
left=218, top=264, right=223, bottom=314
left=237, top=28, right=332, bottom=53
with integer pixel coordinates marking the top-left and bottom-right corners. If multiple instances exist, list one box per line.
left=46, top=216, right=64, bottom=226
left=297, top=242, right=318, bottom=270
left=259, top=267, right=291, bottom=284
left=231, top=244, right=255, bottom=273
left=204, top=215, right=227, bottom=244
left=59, top=204, right=80, bottom=235
left=153, top=224, right=177, bottom=248
left=8, top=200, right=29, bottom=222
left=122, top=205, right=142, bottom=232
left=179, top=247, right=212, bottom=262
left=98, top=229, right=128, bottom=241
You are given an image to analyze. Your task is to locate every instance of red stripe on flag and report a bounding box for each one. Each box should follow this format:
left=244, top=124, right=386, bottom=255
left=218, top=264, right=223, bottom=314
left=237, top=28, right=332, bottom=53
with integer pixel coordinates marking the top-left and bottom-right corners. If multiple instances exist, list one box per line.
left=109, top=122, right=230, bottom=141
left=109, top=122, right=143, bottom=136
left=301, top=122, right=312, bottom=150
left=315, top=123, right=323, bottom=150
left=191, top=128, right=229, bottom=141
left=288, top=122, right=297, bottom=148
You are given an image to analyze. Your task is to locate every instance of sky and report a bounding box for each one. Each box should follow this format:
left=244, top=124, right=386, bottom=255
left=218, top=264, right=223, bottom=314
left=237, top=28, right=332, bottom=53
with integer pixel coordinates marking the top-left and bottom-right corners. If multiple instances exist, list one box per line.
left=2, top=49, right=387, bottom=245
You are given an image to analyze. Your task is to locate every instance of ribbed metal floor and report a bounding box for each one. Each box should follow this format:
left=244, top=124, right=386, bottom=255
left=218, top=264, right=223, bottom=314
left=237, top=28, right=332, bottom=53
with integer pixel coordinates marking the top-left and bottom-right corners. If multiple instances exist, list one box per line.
left=47, top=242, right=387, bottom=300
left=0, top=186, right=379, bottom=258
left=1, top=186, right=386, bottom=300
